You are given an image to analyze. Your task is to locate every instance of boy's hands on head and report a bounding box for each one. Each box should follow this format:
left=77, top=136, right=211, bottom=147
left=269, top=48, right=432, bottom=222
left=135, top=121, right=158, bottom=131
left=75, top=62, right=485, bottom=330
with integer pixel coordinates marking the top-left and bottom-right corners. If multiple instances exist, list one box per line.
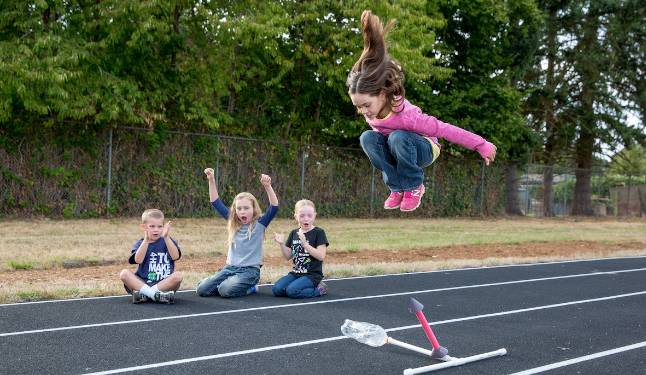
left=260, top=174, right=272, bottom=187
left=204, top=168, right=215, bottom=180
left=162, top=221, right=172, bottom=238
left=273, top=232, right=284, bottom=244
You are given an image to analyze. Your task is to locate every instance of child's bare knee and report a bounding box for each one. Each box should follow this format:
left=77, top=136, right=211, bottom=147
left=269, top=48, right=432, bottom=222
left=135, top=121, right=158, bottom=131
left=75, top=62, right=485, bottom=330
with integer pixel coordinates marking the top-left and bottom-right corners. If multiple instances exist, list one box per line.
left=118, top=269, right=131, bottom=281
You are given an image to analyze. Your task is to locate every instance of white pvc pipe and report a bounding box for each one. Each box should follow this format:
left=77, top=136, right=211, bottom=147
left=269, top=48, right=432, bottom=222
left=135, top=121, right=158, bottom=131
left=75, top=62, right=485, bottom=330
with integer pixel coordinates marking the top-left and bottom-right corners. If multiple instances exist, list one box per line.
left=387, top=338, right=436, bottom=357
left=387, top=338, right=457, bottom=361
left=402, top=348, right=507, bottom=374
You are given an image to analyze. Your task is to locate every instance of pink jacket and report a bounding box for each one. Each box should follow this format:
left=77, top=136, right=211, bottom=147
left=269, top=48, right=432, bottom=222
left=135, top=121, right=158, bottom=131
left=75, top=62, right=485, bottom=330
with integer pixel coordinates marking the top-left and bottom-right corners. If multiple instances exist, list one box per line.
left=365, top=99, right=496, bottom=160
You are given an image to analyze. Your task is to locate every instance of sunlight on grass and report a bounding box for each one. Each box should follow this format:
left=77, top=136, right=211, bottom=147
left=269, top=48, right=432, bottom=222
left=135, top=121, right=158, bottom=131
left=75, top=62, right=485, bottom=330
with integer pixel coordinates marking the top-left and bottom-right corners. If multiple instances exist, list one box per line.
left=0, top=217, right=645, bottom=302
left=0, top=280, right=125, bottom=304
left=1, top=217, right=644, bottom=271
left=7, top=261, right=34, bottom=270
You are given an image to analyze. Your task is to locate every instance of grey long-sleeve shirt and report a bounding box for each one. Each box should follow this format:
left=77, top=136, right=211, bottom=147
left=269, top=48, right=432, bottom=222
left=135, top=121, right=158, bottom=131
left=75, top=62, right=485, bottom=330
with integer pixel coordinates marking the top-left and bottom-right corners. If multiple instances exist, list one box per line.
left=212, top=199, right=278, bottom=267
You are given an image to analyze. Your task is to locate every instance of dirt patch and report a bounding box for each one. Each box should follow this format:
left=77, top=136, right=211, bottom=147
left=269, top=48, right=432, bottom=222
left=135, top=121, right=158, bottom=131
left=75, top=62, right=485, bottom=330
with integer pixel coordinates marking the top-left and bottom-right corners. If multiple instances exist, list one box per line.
left=2, top=241, right=643, bottom=287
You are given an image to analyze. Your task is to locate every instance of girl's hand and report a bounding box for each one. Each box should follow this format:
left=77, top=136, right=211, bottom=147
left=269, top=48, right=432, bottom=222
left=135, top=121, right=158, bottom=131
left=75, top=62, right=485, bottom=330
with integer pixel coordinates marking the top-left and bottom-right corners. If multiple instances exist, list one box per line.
left=477, top=143, right=497, bottom=166
left=273, top=232, right=284, bottom=244
left=204, top=168, right=215, bottom=180
left=297, top=229, right=308, bottom=244
left=260, top=174, right=272, bottom=187
left=162, top=221, right=172, bottom=238
left=484, top=146, right=497, bottom=166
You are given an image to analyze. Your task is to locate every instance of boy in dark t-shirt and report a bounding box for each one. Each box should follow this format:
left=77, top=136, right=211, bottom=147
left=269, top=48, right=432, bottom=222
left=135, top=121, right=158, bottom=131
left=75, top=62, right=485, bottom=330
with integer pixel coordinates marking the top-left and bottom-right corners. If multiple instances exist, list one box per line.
left=272, top=200, right=329, bottom=299
left=119, top=209, right=183, bottom=304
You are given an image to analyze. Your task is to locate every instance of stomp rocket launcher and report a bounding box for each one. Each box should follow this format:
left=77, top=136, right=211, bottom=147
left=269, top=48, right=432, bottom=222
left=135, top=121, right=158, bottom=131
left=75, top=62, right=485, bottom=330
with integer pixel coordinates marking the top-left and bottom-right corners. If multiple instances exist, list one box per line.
left=341, top=297, right=507, bottom=374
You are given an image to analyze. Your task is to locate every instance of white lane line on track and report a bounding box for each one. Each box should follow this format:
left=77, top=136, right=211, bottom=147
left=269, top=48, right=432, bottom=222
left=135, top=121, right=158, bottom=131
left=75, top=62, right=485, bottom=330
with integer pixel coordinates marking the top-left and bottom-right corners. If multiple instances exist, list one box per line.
left=3, top=255, right=645, bottom=307
left=81, top=291, right=646, bottom=375
left=507, top=340, right=646, bottom=375
left=385, top=290, right=646, bottom=333
left=2, top=267, right=646, bottom=337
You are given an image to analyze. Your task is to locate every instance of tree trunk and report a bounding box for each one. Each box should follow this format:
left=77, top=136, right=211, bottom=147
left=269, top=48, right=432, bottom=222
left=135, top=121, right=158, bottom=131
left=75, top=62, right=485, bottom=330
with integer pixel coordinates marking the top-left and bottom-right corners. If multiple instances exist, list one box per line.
left=572, top=95, right=595, bottom=216
left=572, top=163, right=593, bottom=215
left=572, top=5, right=600, bottom=216
left=541, top=6, right=558, bottom=217
left=505, top=163, right=524, bottom=215
left=227, top=89, right=236, bottom=114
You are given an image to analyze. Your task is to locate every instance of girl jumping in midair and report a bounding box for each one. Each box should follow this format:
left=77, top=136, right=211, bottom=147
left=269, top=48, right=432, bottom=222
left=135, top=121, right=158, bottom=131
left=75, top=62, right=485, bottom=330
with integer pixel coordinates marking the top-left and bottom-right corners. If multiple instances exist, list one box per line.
left=347, top=10, right=497, bottom=212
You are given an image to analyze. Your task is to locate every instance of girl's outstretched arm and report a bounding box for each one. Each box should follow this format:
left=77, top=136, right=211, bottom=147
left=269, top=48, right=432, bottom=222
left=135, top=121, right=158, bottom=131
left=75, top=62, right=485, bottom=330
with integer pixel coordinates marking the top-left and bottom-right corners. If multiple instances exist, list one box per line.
left=204, top=168, right=219, bottom=202
left=379, top=104, right=496, bottom=163
left=204, top=168, right=229, bottom=220
left=410, top=113, right=497, bottom=163
left=260, top=174, right=279, bottom=206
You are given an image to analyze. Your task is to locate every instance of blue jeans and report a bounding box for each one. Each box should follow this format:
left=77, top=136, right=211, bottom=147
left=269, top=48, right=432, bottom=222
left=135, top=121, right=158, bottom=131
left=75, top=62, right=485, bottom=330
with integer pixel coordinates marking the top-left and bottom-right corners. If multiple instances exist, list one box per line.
left=359, top=130, right=435, bottom=192
left=272, top=273, right=321, bottom=299
left=196, top=265, right=260, bottom=298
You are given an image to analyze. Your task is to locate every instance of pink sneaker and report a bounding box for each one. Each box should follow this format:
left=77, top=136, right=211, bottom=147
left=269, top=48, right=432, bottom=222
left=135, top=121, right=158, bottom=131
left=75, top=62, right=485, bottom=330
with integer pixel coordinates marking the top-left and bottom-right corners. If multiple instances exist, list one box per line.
left=400, top=184, right=425, bottom=211
left=384, top=191, right=404, bottom=209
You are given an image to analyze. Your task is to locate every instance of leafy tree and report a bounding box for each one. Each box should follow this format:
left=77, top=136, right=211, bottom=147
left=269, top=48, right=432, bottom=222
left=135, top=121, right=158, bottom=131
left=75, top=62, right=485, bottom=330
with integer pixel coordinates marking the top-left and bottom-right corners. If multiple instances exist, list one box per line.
left=420, top=0, right=542, bottom=215
left=523, top=0, right=645, bottom=216
left=0, top=1, right=230, bottom=131
left=523, top=0, right=577, bottom=216
left=606, top=0, right=646, bottom=127
left=609, top=145, right=646, bottom=176
left=565, top=0, right=644, bottom=215
left=608, top=145, right=646, bottom=216
left=225, top=0, right=450, bottom=144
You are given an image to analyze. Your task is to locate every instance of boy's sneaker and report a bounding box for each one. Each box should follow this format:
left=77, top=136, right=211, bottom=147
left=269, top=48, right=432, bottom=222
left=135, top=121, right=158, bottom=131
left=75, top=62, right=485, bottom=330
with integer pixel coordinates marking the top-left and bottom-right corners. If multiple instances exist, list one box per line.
left=132, top=290, right=149, bottom=304
left=316, top=281, right=328, bottom=296
left=400, top=184, right=425, bottom=212
left=154, top=291, right=175, bottom=304
left=384, top=191, right=404, bottom=209
left=247, top=285, right=257, bottom=295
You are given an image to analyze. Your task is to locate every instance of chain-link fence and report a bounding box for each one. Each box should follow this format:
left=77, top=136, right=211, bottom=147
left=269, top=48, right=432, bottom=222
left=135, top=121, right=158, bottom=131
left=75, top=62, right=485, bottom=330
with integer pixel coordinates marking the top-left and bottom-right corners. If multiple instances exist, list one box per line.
left=102, top=127, right=503, bottom=218
left=517, top=164, right=645, bottom=217
left=1, top=127, right=643, bottom=218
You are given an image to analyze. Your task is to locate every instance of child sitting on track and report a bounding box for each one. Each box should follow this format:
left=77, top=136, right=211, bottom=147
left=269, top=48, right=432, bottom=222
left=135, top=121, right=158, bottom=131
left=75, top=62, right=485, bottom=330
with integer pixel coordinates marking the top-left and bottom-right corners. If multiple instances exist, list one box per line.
left=272, top=199, right=329, bottom=298
left=196, top=169, right=279, bottom=298
left=119, top=209, right=182, bottom=304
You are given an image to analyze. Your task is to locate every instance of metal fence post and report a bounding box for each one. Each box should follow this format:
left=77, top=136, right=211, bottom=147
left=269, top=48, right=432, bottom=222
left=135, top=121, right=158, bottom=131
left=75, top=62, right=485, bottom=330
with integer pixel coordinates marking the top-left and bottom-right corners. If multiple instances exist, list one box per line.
left=525, top=164, right=531, bottom=215
left=626, top=173, right=633, bottom=216
left=370, top=165, right=376, bottom=217
left=106, top=128, right=113, bottom=216
left=480, top=161, right=486, bottom=216
left=563, top=172, right=568, bottom=215
left=431, top=163, right=436, bottom=208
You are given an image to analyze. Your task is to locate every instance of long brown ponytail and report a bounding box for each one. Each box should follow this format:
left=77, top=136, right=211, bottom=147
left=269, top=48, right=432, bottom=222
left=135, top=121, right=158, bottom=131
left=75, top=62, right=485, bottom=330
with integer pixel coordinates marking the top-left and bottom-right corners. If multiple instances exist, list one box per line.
left=346, top=10, right=405, bottom=110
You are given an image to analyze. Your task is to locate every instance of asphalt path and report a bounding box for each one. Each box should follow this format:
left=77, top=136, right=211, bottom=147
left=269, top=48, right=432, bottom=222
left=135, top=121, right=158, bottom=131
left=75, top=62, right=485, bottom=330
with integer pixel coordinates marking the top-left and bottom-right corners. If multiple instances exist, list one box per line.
left=1, top=256, right=645, bottom=375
